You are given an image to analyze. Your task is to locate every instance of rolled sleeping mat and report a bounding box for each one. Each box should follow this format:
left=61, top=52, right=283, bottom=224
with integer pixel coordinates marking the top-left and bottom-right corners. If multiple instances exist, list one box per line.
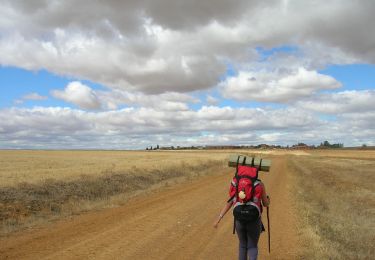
left=228, top=154, right=271, bottom=172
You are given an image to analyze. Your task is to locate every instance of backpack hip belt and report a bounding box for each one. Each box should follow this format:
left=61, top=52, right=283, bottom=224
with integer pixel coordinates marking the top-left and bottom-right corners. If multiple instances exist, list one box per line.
left=234, top=201, right=261, bottom=218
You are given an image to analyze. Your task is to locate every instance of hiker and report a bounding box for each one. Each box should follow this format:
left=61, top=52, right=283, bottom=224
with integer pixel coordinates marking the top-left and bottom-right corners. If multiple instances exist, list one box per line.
left=213, top=170, right=270, bottom=260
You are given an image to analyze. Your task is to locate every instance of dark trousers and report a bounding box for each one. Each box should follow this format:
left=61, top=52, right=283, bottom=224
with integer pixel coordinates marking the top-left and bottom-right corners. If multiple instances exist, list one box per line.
left=235, top=218, right=262, bottom=260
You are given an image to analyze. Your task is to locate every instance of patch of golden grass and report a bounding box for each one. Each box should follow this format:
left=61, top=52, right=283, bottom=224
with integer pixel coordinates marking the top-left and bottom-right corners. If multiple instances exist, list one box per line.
left=308, top=149, right=375, bottom=160
left=0, top=150, right=232, bottom=235
left=289, top=154, right=375, bottom=259
left=0, top=150, right=232, bottom=187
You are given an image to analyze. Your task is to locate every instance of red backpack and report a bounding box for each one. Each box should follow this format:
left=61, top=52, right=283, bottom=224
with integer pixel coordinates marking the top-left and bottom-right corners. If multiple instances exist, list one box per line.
left=228, top=156, right=263, bottom=229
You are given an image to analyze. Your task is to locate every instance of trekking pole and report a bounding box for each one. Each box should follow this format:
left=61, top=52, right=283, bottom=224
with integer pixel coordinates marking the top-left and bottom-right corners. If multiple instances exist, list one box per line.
left=267, top=206, right=271, bottom=253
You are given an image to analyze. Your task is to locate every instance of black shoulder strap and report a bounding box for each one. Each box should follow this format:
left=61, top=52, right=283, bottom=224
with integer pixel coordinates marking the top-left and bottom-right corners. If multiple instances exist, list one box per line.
left=242, top=156, right=246, bottom=165
left=235, top=155, right=240, bottom=175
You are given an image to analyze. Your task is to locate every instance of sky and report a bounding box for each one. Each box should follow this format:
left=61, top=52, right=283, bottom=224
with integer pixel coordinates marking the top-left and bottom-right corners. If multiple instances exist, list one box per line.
left=0, top=0, right=375, bottom=149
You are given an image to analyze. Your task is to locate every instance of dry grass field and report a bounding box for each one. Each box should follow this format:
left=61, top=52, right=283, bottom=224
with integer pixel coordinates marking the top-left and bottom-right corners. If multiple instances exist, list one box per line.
left=0, top=150, right=233, bottom=187
left=308, top=148, right=375, bottom=160
left=1, top=149, right=374, bottom=259
left=0, top=150, right=231, bottom=235
left=289, top=151, right=375, bottom=259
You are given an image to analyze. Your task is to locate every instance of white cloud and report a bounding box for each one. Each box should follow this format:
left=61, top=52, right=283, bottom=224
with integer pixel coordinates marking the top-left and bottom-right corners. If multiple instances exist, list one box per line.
left=50, top=82, right=199, bottom=111
left=0, top=105, right=312, bottom=148
left=296, top=90, right=375, bottom=114
left=1, top=1, right=375, bottom=148
left=220, top=68, right=341, bottom=102
left=13, top=92, right=48, bottom=105
left=259, top=132, right=284, bottom=142
left=0, top=1, right=374, bottom=94
left=206, top=95, right=219, bottom=105
left=22, top=92, right=48, bottom=100
left=98, top=90, right=198, bottom=111
left=51, top=81, right=101, bottom=110
left=1, top=105, right=373, bottom=149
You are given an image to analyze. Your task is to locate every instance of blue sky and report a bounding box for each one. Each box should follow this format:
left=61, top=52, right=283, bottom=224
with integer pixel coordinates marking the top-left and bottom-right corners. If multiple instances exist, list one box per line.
left=3, top=62, right=374, bottom=110
left=0, top=67, right=109, bottom=108
left=320, top=64, right=375, bottom=91
left=1, top=0, right=374, bottom=149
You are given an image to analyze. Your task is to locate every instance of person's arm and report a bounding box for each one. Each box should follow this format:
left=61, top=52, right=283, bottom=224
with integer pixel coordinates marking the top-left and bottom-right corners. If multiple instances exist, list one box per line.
left=260, top=182, right=270, bottom=207
left=213, top=200, right=233, bottom=228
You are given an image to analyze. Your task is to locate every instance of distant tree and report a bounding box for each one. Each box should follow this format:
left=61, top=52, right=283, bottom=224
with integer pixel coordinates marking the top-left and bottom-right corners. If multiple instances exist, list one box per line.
left=156, top=144, right=159, bottom=150
left=146, top=147, right=148, bottom=150
left=362, top=144, right=367, bottom=148
left=320, top=141, right=343, bottom=148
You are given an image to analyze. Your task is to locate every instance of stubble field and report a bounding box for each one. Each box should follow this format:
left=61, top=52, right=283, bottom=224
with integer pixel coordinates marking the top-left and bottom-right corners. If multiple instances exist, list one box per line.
left=289, top=150, right=375, bottom=259
left=0, top=150, right=230, bottom=235
left=0, top=150, right=232, bottom=186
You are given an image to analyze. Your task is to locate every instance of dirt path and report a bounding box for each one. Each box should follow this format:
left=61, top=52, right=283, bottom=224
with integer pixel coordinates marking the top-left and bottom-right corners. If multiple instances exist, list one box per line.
left=0, top=156, right=300, bottom=259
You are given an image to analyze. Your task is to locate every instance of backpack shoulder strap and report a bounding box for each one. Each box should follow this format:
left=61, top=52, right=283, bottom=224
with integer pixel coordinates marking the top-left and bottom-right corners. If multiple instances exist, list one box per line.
left=232, top=155, right=242, bottom=234
left=254, top=180, right=261, bottom=187
left=235, top=155, right=242, bottom=197
left=249, top=176, right=262, bottom=202
left=228, top=155, right=241, bottom=204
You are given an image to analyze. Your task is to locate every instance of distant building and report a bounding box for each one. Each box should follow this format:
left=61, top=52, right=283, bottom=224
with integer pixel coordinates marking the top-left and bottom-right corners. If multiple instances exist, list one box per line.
left=205, top=145, right=241, bottom=149
left=291, top=143, right=312, bottom=149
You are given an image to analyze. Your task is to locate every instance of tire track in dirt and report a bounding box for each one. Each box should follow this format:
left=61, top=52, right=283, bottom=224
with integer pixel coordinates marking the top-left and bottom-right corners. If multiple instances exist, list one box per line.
left=0, top=156, right=301, bottom=259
